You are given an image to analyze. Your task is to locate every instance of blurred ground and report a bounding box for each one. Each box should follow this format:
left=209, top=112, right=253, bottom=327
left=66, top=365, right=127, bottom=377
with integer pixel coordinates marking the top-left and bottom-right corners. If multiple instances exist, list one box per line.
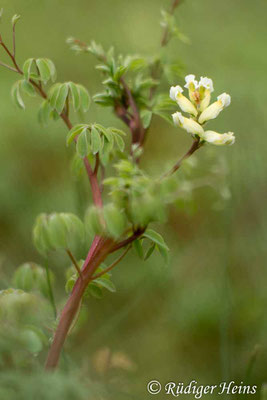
left=1, top=0, right=267, bottom=398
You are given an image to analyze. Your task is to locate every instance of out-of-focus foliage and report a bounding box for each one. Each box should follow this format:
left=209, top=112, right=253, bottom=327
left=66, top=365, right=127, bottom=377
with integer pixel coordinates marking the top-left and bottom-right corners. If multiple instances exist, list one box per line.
left=0, top=0, right=267, bottom=399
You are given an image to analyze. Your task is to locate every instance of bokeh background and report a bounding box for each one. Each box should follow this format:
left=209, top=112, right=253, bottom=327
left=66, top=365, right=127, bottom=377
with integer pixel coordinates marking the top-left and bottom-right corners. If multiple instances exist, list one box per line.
left=1, top=0, right=267, bottom=398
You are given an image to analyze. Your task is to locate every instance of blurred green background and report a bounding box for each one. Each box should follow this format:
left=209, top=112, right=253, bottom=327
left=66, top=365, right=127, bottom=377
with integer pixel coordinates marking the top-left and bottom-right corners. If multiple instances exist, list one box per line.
left=1, top=0, right=267, bottom=398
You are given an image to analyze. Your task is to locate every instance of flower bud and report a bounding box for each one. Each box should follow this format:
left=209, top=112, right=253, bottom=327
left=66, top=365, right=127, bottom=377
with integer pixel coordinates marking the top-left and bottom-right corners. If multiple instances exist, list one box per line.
left=199, top=76, right=214, bottom=93
left=170, top=85, right=197, bottom=116
left=172, top=112, right=204, bottom=137
left=12, top=262, right=53, bottom=297
left=198, top=93, right=231, bottom=124
left=169, top=85, right=183, bottom=102
left=198, top=77, right=214, bottom=111
left=184, top=74, right=199, bottom=103
left=202, top=130, right=235, bottom=146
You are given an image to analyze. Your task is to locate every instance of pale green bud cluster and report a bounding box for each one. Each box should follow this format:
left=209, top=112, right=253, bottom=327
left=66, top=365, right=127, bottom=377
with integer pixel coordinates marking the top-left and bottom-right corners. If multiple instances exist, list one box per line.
left=0, top=289, right=49, bottom=355
left=33, top=212, right=85, bottom=256
left=170, top=74, right=235, bottom=146
left=12, top=263, right=53, bottom=298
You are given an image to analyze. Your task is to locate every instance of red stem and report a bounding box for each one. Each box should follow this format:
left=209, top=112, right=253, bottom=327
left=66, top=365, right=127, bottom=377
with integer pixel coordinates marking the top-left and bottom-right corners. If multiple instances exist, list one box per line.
left=83, top=158, right=103, bottom=208
left=45, top=236, right=114, bottom=370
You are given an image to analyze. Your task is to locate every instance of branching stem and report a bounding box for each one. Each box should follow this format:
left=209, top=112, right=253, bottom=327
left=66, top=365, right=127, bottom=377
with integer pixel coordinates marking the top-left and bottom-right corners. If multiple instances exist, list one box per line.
left=91, top=245, right=131, bottom=281
left=66, top=249, right=83, bottom=280
left=162, top=138, right=201, bottom=178
left=0, top=37, right=103, bottom=208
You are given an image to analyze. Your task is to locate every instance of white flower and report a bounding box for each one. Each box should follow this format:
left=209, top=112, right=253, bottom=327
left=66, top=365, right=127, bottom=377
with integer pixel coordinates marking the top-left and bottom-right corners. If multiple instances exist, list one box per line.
left=198, top=93, right=231, bottom=124
left=202, top=130, right=235, bottom=146
left=217, top=93, right=231, bottom=107
left=184, top=74, right=199, bottom=104
left=170, top=85, right=197, bottom=116
left=172, top=112, right=204, bottom=137
left=199, top=76, right=214, bottom=92
left=170, top=85, right=183, bottom=101
left=184, top=74, right=198, bottom=90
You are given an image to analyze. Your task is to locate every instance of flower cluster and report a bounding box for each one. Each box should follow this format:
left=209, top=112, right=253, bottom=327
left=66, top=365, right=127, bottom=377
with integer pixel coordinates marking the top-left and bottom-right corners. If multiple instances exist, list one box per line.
left=170, top=74, right=235, bottom=146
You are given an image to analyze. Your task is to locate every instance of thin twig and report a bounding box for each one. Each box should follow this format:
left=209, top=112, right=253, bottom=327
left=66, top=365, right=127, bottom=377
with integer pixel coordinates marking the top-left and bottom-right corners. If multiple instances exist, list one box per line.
left=66, top=249, right=83, bottom=280
left=45, top=259, right=57, bottom=319
left=161, top=138, right=201, bottom=178
left=150, top=0, right=181, bottom=98
left=12, top=21, right=16, bottom=57
left=120, top=78, right=144, bottom=144
left=0, top=61, right=18, bottom=73
left=0, top=41, right=21, bottom=72
left=161, top=0, right=180, bottom=47
left=162, top=138, right=201, bottom=178
left=91, top=245, right=131, bottom=281
left=111, top=228, right=145, bottom=253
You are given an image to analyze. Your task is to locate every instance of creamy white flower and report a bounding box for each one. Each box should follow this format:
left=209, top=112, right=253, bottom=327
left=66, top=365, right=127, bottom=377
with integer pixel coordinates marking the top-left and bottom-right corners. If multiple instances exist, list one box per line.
left=172, top=112, right=204, bottom=137
left=202, top=130, right=235, bottom=146
left=199, top=76, right=214, bottom=92
left=184, top=74, right=199, bottom=104
left=198, top=92, right=231, bottom=124
left=199, top=92, right=211, bottom=112
left=170, top=85, right=183, bottom=101
left=170, top=85, right=197, bottom=116
left=217, top=93, right=231, bottom=107
left=184, top=74, right=198, bottom=89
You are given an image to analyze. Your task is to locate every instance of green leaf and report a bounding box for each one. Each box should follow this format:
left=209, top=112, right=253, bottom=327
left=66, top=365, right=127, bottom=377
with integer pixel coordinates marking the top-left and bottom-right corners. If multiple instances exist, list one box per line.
left=95, top=124, right=112, bottom=141
left=49, top=83, right=62, bottom=108
left=93, top=277, right=116, bottom=293
left=45, top=58, right=57, bottom=82
left=21, top=80, right=36, bottom=97
left=95, top=64, right=110, bottom=73
left=114, top=65, right=127, bottom=81
left=103, top=204, right=127, bottom=239
left=141, top=110, right=153, bottom=129
left=87, top=283, right=103, bottom=299
left=109, top=127, right=126, bottom=136
left=143, top=229, right=169, bottom=251
left=144, top=243, right=156, bottom=260
left=65, top=275, right=76, bottom=294
left=158, top=245, right=170, bottom=264
left=113, top=133, right=125, bottom=152
left=23, top=58, right=35, bottom=81
left=66, top=124, right=88, bottom=146
left=133, top=239, right=144, bottom=259
left=68, top=82, right=80, bottom=111
left=93, top=93, right=114, bottom=107
left=76, top=128, right=89, bottom=158
left=70, top=154, right=84, bottom=178
left=38, top=100, right=52, bottom=125
left=51, top=109, right=60, bottom=121
left=99, top=138, right=113, bottom=166
left=90, top=125, right=102, bottom=154
left=11, top=80, right=25, bottom=109
left=55, top=83, right=69, bottom=113
left=77, top=84, right=91, bottom=112
left=124, top=55, right=148, bottom=71
left=36, top=58, right=52, bottom=83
